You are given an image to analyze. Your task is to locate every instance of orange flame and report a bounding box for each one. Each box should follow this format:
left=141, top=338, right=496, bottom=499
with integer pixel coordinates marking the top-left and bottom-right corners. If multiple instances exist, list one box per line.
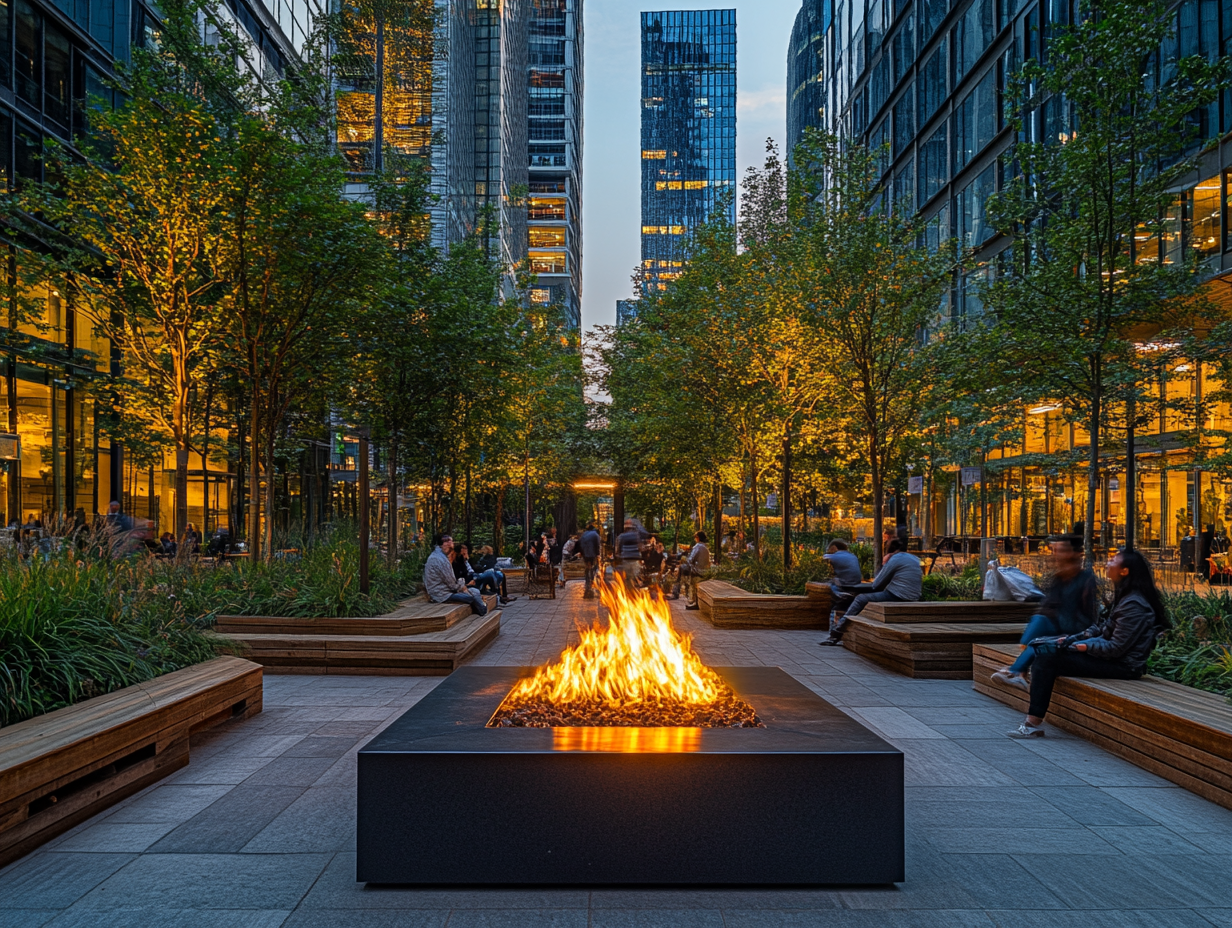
left=552, top=727, right=702, bottom=753
left=506, top=576, right=723, bottom=707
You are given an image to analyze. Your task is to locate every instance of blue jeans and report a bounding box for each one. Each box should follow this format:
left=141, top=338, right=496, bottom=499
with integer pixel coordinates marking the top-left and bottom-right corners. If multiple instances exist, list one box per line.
left=1009, top=614, right=1062, bottom=673
left=474, top=569, right=503, bottom=597
left=445, top=590, right=487, bottom=616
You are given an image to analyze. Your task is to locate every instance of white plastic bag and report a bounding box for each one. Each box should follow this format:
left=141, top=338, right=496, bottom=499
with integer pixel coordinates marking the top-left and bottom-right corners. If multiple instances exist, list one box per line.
left=999, top=565, right=1044, bottom=602
left=982, top=559, right=1013, bottom=601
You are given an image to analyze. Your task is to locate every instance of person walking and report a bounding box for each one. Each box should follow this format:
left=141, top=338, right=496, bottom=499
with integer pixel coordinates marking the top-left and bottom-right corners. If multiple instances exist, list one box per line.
left=1008, top=549, right=1168, bottom=738
left=821, top=538, right=922, bottom=645
left=991, top=534, right=1099, bottom=690
left=579, top=522, right=602, bottom=598
left=615, top=520, right=643, bottom=585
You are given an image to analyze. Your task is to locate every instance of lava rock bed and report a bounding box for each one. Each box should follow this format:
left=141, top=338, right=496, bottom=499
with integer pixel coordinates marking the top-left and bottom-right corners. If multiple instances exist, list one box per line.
left=488, top=685, right=764, bottom=728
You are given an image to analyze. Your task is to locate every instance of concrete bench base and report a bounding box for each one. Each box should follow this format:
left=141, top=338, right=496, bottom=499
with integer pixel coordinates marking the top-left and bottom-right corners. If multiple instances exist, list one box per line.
left=974, top=643, right=1232, bottom=811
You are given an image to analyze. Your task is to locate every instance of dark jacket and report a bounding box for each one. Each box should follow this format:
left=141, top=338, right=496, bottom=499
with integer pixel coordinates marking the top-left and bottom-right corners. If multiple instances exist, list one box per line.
left=578, top=529, right=601, bottom=559
left=1042, top=568, right=1100, bottom=634
left=546, top=537, right=563, bottom=565
left=1076, top=592, right=1160, bottom=674
left=477, top=553, right=499, bottom=572
left=617, top=530, right=642, bottom=560
left=453, top=555, right=475, bottom=583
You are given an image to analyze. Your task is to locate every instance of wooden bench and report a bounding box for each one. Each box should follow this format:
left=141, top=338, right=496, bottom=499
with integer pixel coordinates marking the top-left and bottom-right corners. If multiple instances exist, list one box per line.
left=974, top=643, right=1232, bottom=811
left=860, top=600, right=1037, bottom=624
left=214, top=610, right=502, bottom=675
left=843, top=617, right=1026, bottom=679
left=0, top=656, right=262, bottom=867
left=215, top=593, right=485, bottom=637
left=697, top=580, right=830, bottom=630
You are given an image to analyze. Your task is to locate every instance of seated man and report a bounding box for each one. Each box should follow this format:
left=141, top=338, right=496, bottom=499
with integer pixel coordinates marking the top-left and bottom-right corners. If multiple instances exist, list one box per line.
left=474, top=545, right=515, bottom=605
left=423, top=533, right=487, bottom=616
left=641, top=538, right=666, bottom=589
left=821, top=537, right=921, bottom=646
left=823, top=539, right=864, bottom=586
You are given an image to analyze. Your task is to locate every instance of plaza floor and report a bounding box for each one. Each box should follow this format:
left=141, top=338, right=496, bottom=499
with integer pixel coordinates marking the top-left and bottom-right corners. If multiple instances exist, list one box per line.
left=1, top=582, right=1230, bottom=928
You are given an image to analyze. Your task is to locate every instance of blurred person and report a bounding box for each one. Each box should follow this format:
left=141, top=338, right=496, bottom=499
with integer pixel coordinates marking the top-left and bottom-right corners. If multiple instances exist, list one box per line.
left=991, top=534, right=1100, bottom=691
left=579, top=522, right=602, bottom=598
left=1009, top=549, right=1167, bottom=738
left=615, top=519, right=643, bottom=584
left=676, top=531, right=711, bottom=608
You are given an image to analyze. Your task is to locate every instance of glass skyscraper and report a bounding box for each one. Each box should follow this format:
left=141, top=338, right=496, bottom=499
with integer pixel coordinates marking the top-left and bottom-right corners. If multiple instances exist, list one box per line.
left=786, top=0, right=829, bottom=166
left=640, top=9, right=735, bottom=291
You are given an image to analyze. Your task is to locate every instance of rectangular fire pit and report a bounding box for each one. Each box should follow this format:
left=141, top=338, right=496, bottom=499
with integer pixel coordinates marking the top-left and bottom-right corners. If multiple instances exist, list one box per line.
left=357, top=665, right=904, bottom=885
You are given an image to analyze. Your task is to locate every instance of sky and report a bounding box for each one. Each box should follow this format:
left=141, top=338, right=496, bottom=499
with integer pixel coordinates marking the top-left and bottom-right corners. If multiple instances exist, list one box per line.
left=580, top=0, right=802, bottom=335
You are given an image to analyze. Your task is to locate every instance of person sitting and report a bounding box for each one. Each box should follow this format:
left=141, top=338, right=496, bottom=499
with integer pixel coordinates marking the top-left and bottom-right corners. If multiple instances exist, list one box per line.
left=424, top=534, right=487, bottom=615
left=158, top=532, right=178, bottom=558
left=559, top=532, right=579, bottom=587
left=641, top=538, right=665, bottom=589
left=184, top=523, right=202, bottom=554
left=474, top=545, right=515, bottom=605
left=545, top=528, right=564, bottom=587
left=675, top=531, right=711, bottom=608
left=823, top=539, right=864, bottom=586
left=1008, top=548, right=1168, bottom=738
left=991, top=534, right=1099, bottom=691
left=821, top=537, right=922, bottom=646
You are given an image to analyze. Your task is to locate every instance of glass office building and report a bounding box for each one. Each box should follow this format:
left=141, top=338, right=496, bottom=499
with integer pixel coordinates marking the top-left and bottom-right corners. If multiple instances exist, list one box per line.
left=806, top=0, right=1232, bottom=557
left=786, top=0, right=829, bottom=166
left=640, top=9, right=735, bottom=291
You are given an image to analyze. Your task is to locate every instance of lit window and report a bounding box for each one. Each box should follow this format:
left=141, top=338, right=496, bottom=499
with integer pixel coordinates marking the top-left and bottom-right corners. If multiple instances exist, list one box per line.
left=642, top=150, right=667, bottom=159
left=1190, top=176, right=1220, bottom=259
left=529, top=226, right=566, bottom=247
left=641, top=225, right=684, bottom=235
left=683, top=180, right=708, bottom=190
left=530, top=288, right=552, bottom=304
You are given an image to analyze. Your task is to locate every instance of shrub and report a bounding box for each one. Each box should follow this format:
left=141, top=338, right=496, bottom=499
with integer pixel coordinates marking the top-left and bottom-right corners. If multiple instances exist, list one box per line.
left=1150, top=591, right=1232, bottom=701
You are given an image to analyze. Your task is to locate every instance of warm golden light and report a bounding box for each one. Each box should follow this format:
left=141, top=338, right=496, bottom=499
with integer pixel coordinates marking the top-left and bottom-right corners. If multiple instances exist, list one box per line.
left=552, top=726, right=702, bottom=753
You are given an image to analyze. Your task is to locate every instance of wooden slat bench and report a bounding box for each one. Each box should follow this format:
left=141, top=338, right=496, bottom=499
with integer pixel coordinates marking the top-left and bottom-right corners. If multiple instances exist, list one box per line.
left=215, top=611, right=502, bottom=675
left=0, top=656, right=262, bottom=867
left=214, top=594, right=493, bottom=637
left=843, top=617, right=1026, bottom=679
left=697, top=580, right=830, bottom=630
left=860, top=600, right=1038, bottom=624
left=973, top=643, right=1232, bottom=811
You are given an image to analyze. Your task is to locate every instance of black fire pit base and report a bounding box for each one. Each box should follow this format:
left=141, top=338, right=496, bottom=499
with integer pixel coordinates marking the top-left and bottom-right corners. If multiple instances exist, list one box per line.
left=357, top=666, right=904, bottom=885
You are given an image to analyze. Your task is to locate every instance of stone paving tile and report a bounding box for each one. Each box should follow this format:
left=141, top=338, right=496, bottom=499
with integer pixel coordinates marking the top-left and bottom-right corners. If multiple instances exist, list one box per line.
left=51, top=821, right=181, bottom=853
left=723, top=910, right=995, bottom=927
left=589, top=910, right=725, bottom=928
left=984, top=912, right=1218, bottom=928
left=1197, top=910, right=1232, bottom=927
left=0, top=853, right=135, bottom=910
left=149, top=785, right=306, bottom=854
left=0, top=911, right=58, bottom=927
left=281, top=911, right=446, bottom=928
left=241, top=787, right=356, bottom=854
left=43, top=908, right=292, bottom=928
left=442, top=910, right=588, bottom=928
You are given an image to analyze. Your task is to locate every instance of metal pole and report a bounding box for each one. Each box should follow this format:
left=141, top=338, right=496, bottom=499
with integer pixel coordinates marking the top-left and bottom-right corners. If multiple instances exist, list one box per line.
left=359, top=429, right=370, bottom=595
left=1125, top=391, right=1136, bottom=553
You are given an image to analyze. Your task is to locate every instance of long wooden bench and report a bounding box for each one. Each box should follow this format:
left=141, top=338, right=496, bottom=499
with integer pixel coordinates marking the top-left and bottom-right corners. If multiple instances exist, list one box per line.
left=697, top=579, right=830, bottom=630
left=974, top=643, right=1232, bottom=811
left=860, top=600, right=1037, bottom=623
left=214, top=593, right=489, bottom=636
left=0, top=656, right=262, bottom=867
left=214, top=611, right=501, bottom=675
left=843, top=616, right=1026, bottom=679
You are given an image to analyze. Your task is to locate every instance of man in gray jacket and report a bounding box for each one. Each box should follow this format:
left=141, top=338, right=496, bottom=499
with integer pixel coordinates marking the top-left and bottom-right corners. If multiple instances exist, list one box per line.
left=821, top=537, right=920, bottom=645
left=424, top=534, right=487, bottom=615
left=578, top=522, right=602, bottom=598
left=675, top=531, right=711, bottom=609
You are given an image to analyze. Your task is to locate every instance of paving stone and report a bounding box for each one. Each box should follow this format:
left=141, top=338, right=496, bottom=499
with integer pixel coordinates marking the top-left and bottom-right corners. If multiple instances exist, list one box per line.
left=149, top=785, right=306, bottom=854
left=44, top=908, right=292, bottom=928
left=102, top=784, right=233, bottom=824
left=1087, top=826, right=1208, bottom=854
left=67, top=854, right=329, bottom=910
left=925, top=827, right=1120, bottom=856
left=52, top=822, right=181, bottom=853
left=242, top=787, right=356, bottom=853
left=0, top=911, right=58, bottom=927
left=281, top=911, right=446, bottom=928
left=0, top=853, right=135, bottom=910
left=590, top=911, right=725, bottom=928
left=984, top=911, right=1217, bottom=928
left=589, top=890, right=843, bottom=910
left=441, top=912, right=587, bottom=928
left=844, top=707, right=948, bottom=740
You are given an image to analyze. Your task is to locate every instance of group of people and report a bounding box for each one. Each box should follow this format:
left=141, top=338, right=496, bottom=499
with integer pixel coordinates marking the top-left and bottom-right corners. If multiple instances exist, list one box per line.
left=612, top=519, right=711, bottom=607
left=814, top=530, right=1170, bottom=739
left=422, top=533, right=519, bottom=615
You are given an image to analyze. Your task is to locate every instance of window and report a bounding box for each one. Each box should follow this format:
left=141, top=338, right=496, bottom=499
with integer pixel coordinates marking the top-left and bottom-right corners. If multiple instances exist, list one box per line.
left=919, top=39, right=946, bottom=123
left=15, top=121, right=40, bottom=185
left=0, top=110, right=10, bottom=191
left=957, top=165, right=995, bottom=247
left=1189, top=176, right=1220, bottom=259
left=1162, top=195, right=1183, bottom=265
left=642, top=150, right=667, bottom=159
left=870, top=55, right=890, bottom=117
left=953, top=68, right=997, bottom=172
left=529, top=227, right=566, bottom=247
left=925, top=202, right=949, bottom=253
left=920, top=125, right=947, bottom=202
left=15, top=0, right=40, bottom=107
left=920, top=0, right=947, bottom=45
left=529, top=198, right=565, bottom=220
left=954, top=0, right=994, bottom=85
left=895, top=159, right=915, bottom=215
left=530, top=252, right=566, bottom=274
left=0, top=0, right=11, bottom=90
left=892, top=12, right=915, bottom=84
left=44, top=23, right=71, bottom=129
left=893, top=81, right=914, bottom=156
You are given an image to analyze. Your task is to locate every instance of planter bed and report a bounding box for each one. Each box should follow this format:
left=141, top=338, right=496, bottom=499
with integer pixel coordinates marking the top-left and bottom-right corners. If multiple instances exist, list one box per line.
left=698, top=580, right=830, bottom=630
left=0, top=656, right=262, bottom=866
left=974, top=642, right=1232, bottom=811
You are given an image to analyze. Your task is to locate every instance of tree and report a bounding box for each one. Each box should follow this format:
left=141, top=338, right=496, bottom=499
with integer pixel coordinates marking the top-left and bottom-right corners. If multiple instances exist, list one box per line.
left=978, top=0, right=1232, bottom=563
left=786, top=131, right=953, bottom=564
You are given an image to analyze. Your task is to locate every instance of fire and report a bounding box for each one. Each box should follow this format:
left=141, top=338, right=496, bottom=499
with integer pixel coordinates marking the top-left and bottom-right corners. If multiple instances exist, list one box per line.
left=512, top=576, right=722, bottom=706
left=489, top=577, right=763, bottom=729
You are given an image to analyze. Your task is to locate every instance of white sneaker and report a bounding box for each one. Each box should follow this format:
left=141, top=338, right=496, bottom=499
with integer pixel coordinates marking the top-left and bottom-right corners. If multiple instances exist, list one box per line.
left=1007, top=722, right=1045, bottom=739
left=990, top=668, right=1030, bottom=692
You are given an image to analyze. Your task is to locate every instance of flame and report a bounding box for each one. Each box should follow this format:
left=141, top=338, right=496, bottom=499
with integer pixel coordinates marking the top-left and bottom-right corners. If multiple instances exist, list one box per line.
left=552, top=727, right=702, bottom=753
left=506, top=576, right=724, bottom=708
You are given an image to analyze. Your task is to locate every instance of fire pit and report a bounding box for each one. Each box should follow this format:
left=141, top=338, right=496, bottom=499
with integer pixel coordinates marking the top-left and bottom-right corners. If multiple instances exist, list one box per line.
left=357, top=581, right=904, bottom=885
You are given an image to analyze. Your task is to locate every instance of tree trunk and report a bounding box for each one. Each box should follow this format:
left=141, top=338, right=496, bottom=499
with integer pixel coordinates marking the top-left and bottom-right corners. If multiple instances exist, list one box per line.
left=1125, top=393, right=1136, bottom=553
left=712, top=479, right=722, bottom=558
left=870, top=432, right=884, bottom=567
left=782, top=425, right=792, bottom=571
left=494, top=482, right=506, bottom=555
left=1085, top=388, right=1101, bottom=568
left=751, top=450, right=761, bottom=560
left=388, top=439, right=398, bottom=565
left=249, top=394, right=261, bottom=560
left=263, top=424, right=275, bottom=561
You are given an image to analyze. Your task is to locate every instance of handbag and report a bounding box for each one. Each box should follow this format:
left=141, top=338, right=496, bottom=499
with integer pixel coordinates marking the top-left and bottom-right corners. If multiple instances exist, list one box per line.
left=1028, top=634, right=1081, bottom=654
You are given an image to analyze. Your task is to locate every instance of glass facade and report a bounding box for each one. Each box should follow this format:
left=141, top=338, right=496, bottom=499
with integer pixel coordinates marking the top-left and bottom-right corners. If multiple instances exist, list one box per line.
left=640, top=9, right=735, bottom=291
left=799, top=0, right=1232, bottom=567
left=786, top=0, right=830, bottom=165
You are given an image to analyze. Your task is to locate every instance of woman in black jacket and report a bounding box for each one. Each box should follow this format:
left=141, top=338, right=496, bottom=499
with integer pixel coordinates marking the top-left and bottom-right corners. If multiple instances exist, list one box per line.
left=1009, top=549, right=1169, bottom=739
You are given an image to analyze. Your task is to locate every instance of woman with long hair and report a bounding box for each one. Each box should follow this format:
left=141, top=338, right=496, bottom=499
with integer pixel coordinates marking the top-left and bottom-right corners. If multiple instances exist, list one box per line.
left=1008, top=548, right=1170, bottom=739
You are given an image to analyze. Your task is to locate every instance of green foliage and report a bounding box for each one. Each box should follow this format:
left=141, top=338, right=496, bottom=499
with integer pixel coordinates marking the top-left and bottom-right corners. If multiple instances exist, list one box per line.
left=712, top=548, right=833, bottom=595
left=1149, top=591, right=1232, bottom=701
left=921, top=566, right=983, bottom=602
left=0, top=553, right=220, bottom=727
